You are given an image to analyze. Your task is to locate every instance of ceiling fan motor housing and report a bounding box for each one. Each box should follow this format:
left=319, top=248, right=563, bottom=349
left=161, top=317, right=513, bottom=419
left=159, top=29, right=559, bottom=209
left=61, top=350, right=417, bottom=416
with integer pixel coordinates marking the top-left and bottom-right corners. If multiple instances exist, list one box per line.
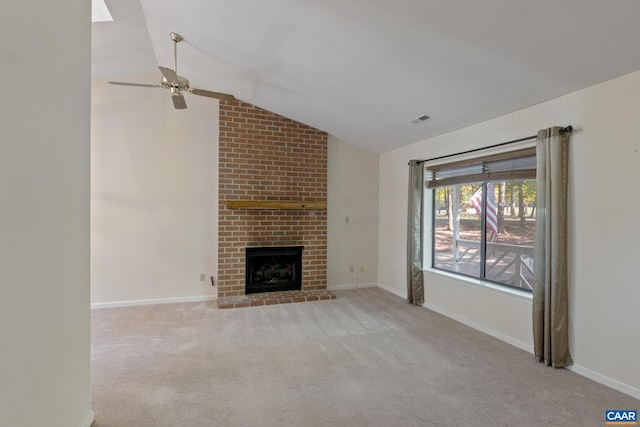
left=162, top=75, right=190, bottom=91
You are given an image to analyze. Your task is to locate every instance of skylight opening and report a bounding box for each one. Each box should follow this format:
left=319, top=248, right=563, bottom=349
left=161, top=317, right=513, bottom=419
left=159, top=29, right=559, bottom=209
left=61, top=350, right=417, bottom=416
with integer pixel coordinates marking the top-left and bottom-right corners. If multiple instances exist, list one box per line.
left=92, top=0, right=113, bottom=23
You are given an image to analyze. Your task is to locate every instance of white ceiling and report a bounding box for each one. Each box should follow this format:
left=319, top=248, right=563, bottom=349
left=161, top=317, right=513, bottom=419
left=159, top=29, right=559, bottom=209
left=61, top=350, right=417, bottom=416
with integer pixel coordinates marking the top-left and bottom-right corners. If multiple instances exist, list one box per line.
left=92, top=0, right=640, bottom=153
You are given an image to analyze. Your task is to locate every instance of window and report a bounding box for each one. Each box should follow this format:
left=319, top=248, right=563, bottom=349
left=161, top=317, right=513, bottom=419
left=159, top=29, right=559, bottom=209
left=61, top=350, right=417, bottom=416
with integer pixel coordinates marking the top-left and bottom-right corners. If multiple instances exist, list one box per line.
left=427, top=148, right=536, bottom=291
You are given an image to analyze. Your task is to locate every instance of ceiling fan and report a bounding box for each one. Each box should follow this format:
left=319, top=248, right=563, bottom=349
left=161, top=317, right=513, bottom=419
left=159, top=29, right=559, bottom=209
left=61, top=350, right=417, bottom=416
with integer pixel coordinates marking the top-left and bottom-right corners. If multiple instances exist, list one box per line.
left=109, top=32, right=235, bottom=109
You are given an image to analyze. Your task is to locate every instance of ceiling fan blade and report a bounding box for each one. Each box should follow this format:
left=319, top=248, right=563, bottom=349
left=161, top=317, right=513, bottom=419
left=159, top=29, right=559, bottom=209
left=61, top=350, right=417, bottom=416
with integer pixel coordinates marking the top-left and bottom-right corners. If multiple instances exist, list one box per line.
left=109, top=81, right=161, bottom=88
left=158, top=66, right=179, bottom=84
left=190, top=88, right=236, bottom=101
left=171, top=93, right=187, bottom=109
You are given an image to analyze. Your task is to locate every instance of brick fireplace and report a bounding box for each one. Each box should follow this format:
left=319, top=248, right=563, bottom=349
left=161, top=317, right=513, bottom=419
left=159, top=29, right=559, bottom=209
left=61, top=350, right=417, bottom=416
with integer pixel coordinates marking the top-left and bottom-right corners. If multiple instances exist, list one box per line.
left=217, top=100, right=328, bottom=305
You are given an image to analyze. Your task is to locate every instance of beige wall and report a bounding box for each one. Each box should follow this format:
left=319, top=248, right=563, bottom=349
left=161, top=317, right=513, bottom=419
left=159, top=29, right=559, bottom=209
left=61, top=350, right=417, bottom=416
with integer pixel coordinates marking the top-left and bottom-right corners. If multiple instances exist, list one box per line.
left=379, top=70, right=640, bottom=398
left=0, top=1, right=92, bottom=426
left=327, top=136, right=379, bottom=288
left=91, top=78, right=219, bottom=305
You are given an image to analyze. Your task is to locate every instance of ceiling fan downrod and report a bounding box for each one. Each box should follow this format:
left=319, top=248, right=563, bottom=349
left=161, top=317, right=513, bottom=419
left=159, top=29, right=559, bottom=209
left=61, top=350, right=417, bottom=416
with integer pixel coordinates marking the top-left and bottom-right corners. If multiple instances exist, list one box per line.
left=170, top=32, right=183, bottom=76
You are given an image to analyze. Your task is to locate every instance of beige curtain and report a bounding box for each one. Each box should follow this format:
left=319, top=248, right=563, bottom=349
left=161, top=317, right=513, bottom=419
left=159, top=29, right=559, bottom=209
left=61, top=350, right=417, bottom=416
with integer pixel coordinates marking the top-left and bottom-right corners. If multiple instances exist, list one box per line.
left=407, top=160, right=424, bottom=305
left=533, top=127, right=573, bottom=367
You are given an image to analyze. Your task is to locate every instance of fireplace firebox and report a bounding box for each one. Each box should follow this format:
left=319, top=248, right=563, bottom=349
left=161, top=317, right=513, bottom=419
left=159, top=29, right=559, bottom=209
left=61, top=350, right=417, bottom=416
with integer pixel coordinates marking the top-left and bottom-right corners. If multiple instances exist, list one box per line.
left=245, top=246, right=303, bottom=294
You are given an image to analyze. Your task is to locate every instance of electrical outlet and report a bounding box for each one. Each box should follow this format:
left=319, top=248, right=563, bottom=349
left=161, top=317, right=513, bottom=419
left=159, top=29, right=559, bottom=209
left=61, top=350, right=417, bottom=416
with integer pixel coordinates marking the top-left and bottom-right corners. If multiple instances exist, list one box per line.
left=360, top=266, right=364, bottom=273
left=200, top=273, right=206, bottom=282
left=349, top=265, right=354, bottom=273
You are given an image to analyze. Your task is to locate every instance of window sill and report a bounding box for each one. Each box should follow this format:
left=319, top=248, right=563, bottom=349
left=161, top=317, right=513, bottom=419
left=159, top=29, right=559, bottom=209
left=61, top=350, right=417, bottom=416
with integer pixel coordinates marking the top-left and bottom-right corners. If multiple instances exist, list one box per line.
left=423, top=268, right=533, bottom=304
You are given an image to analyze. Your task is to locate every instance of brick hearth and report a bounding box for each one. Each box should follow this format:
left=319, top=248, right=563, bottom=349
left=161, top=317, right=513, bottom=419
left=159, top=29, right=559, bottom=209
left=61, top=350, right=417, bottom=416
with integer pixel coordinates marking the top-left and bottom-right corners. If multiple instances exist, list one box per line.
left=217, top=290, right=336, bottom=309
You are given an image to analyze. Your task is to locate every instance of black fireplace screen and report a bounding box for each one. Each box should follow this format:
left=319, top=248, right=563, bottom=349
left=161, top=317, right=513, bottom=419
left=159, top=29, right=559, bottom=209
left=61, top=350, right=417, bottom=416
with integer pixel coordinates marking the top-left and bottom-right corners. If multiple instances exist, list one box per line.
left=245, top=246, right=303, bottom=294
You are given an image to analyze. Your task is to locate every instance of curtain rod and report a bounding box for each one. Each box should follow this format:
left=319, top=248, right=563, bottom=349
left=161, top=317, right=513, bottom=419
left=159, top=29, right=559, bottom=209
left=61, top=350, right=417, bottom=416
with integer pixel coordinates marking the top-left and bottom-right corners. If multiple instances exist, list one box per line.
left=416, top=125, right=573, bottom=165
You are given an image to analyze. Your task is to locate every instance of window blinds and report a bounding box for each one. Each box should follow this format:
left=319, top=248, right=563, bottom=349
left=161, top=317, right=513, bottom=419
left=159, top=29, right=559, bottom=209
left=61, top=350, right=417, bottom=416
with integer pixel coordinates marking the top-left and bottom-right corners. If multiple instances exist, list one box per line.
left=426, top=147, right=536, bottom=189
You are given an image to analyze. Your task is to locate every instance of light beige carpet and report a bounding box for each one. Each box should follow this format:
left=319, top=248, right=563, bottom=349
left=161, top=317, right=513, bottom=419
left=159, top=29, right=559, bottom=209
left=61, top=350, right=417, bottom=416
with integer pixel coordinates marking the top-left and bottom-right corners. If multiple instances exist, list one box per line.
left=91, top=288, right=638, bottom=426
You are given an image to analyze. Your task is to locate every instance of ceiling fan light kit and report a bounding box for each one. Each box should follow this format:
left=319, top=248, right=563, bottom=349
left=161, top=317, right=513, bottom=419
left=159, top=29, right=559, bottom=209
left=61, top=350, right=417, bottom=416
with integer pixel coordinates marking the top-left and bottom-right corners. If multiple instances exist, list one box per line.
left=108, top=32, right=235, bottom=109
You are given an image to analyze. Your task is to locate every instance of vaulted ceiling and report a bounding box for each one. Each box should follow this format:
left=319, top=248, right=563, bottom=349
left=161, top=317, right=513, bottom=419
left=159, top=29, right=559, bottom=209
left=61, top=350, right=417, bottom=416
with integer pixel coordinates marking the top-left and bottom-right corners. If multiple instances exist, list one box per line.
left=92, top=0, right=640, bottom=153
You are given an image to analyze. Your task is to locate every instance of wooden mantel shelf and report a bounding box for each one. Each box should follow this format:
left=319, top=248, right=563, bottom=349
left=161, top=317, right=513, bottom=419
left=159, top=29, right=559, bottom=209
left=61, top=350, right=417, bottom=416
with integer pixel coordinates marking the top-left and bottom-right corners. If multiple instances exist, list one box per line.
left=225, top=200, right=327, bottom=210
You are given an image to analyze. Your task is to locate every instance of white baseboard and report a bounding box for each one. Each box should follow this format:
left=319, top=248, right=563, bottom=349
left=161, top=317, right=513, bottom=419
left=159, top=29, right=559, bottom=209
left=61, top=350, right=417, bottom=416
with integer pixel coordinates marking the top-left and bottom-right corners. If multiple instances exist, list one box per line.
left=566, top=364, right=640, bottom=400
left=82, top=410, right=94, bottom=427
left=327, top=282, right=377, bottom=291
left=422, top=301, right=534, bottom=354
left=377, top=282, right=407, bottom=299
left=91, top=294, right=217, bottom=309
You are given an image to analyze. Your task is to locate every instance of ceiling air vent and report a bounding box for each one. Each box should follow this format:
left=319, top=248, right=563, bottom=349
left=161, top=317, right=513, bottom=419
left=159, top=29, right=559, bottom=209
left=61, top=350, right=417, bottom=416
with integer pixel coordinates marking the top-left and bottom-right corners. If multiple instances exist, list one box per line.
left=410, top=114, right=430, bottom=124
